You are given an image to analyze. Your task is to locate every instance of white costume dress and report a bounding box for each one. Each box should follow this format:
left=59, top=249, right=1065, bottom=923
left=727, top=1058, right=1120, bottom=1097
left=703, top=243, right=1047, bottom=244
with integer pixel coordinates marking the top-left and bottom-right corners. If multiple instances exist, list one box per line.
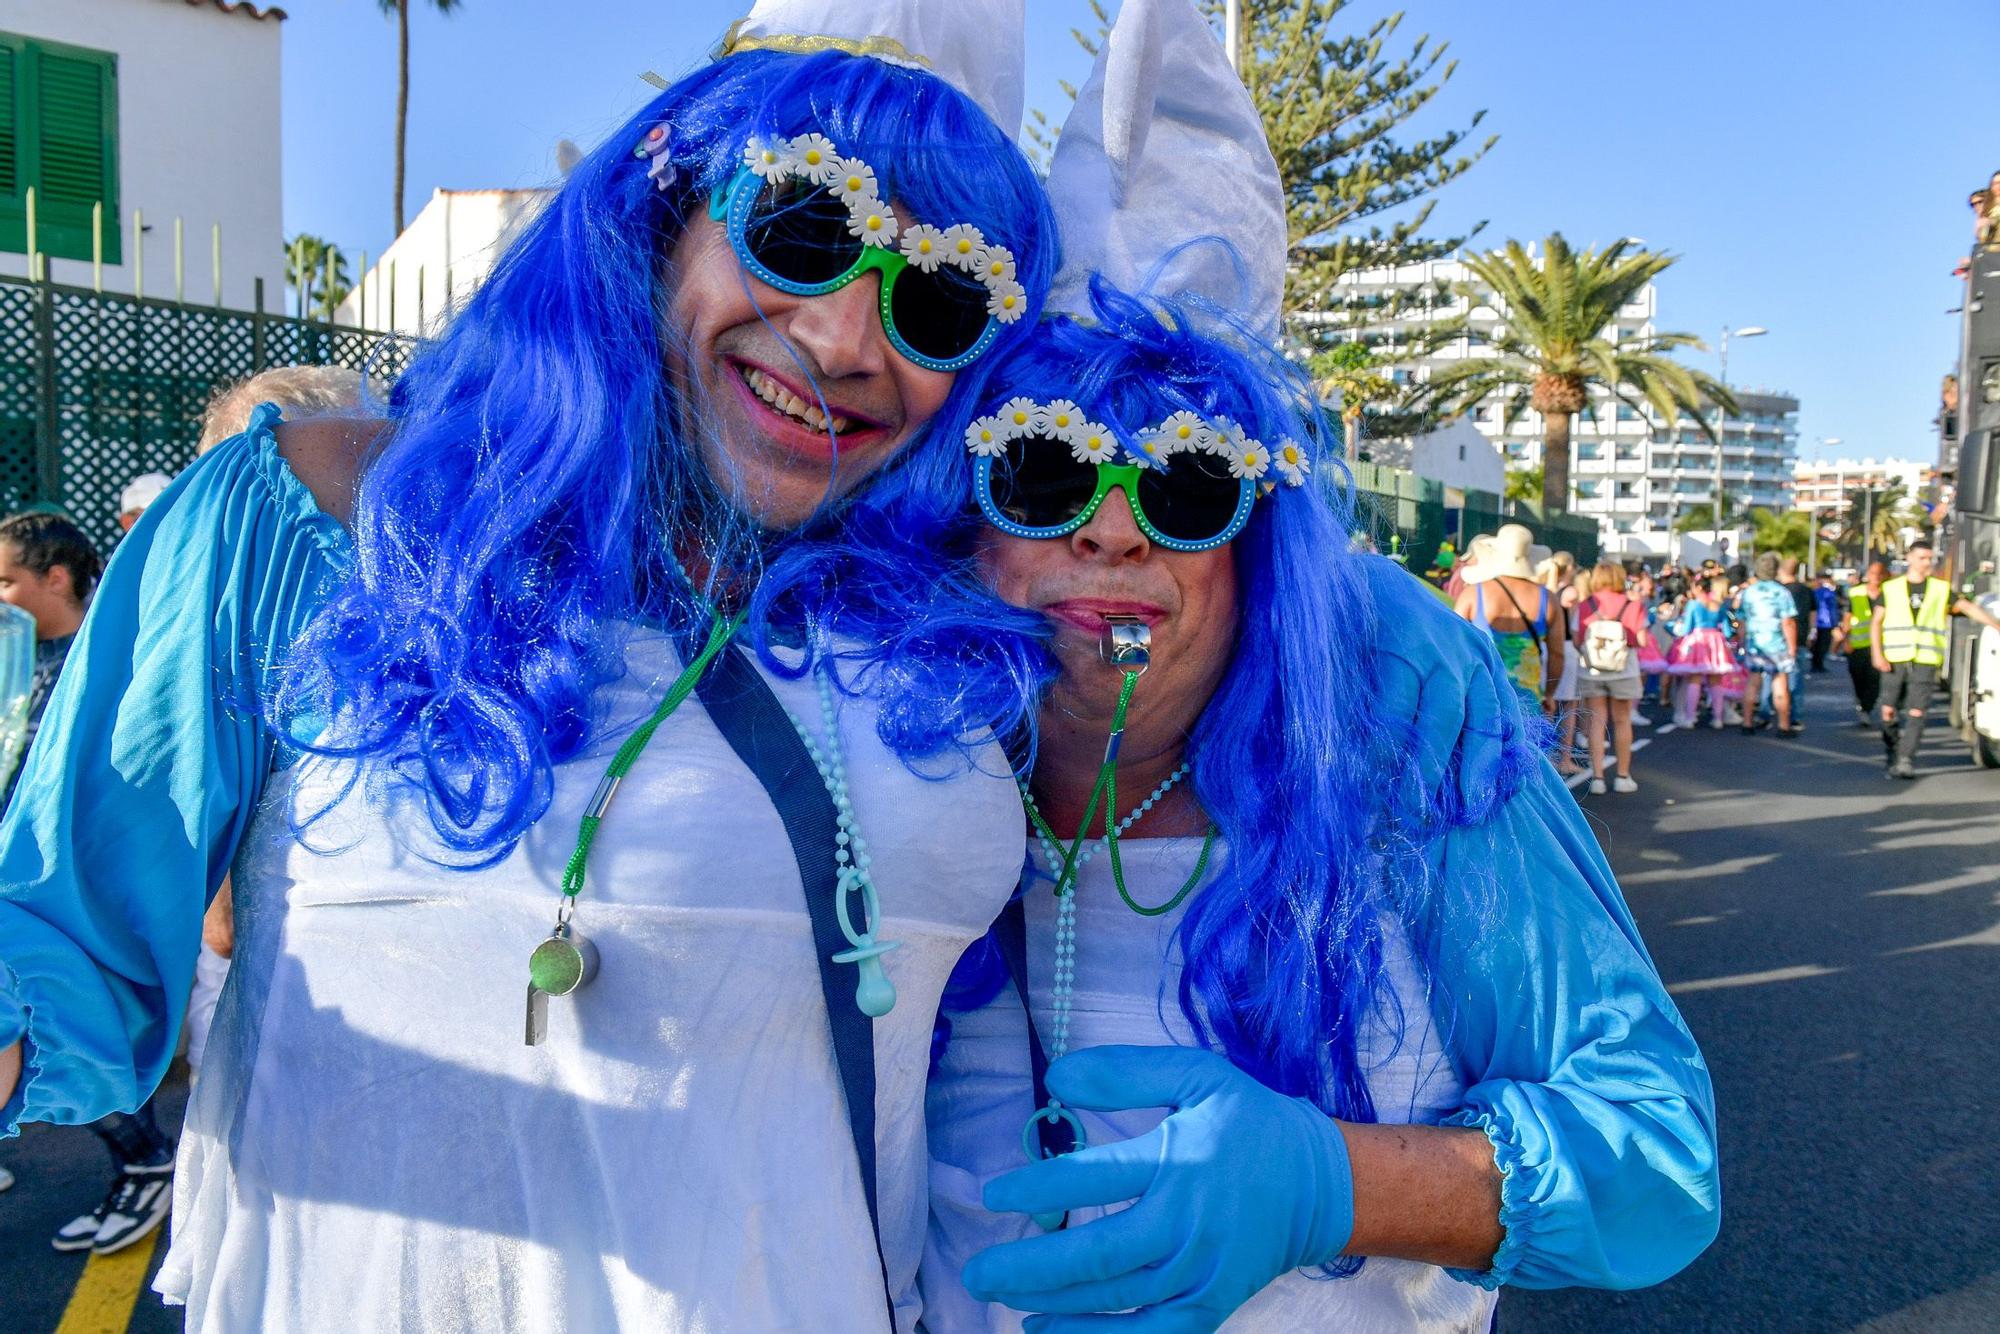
left=157, top=628, right=1024, bottom=1332
left=922, top=838, right=1498, bottom=1333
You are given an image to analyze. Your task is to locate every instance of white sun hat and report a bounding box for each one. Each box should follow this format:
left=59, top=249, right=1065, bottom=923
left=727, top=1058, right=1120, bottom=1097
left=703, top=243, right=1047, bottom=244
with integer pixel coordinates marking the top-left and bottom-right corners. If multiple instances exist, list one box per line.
left=1461, top=523, right=1540, bottom=584
left=1042, top=0, right=1285, bottom=339
left=718, top=0, right=1027, bottom=134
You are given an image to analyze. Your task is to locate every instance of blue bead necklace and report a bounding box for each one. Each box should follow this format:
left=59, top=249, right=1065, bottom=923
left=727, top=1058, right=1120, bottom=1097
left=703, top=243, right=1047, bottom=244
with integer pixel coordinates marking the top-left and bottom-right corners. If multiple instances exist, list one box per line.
left=784, top=668, right=901, bottom=1018
left=1011, top=633, right=1216, bottom=1225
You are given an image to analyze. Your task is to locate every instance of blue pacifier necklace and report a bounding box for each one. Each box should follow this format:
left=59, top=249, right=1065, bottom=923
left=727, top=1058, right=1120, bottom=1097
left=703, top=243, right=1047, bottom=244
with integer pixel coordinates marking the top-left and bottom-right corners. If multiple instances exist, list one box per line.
left=1014, top=616, right=1217, bottom=1228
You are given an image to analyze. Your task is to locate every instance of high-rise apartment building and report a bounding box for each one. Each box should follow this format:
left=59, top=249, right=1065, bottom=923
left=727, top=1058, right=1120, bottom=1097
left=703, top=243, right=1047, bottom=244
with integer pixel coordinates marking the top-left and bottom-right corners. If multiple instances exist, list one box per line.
left=1335, top=255, right=1799, bottom=558
left=1790, top=457, right=1931, bottom=513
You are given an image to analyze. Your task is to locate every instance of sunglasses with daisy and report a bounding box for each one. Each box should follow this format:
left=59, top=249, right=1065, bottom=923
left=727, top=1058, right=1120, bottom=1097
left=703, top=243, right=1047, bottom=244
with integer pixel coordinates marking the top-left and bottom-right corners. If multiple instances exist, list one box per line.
left=703, top=132, right=1030, bottom=372
left=966, top=396, right=1310, bottom=553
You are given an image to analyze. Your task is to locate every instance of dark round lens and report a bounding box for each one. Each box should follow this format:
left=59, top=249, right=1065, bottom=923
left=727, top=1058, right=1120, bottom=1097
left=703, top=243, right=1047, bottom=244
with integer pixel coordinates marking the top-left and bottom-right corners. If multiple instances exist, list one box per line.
left=888, top=262, right=993, bottom=363
left=989, top=433, right=1099, bottom=531
left=1136, top=450, right=1245, bottom=545
left=742, top=178, right=863, bottom=287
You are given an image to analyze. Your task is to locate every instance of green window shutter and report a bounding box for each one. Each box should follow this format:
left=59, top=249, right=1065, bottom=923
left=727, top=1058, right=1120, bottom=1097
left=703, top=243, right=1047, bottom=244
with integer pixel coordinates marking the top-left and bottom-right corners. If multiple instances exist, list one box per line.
left=0, top=44, right=18, bottom=199
left=0, top=37, right=22, bottom=256
left=27, top=40, right=118, bottom=264
left=0, top=33, right=117, bottom=266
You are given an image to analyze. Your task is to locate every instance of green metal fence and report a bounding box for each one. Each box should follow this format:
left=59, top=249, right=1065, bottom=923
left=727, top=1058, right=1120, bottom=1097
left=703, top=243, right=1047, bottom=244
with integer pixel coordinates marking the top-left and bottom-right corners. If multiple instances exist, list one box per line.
left=0, top=272, right=411, bottom=546
left=1348, top=459, right=1600, bottom=574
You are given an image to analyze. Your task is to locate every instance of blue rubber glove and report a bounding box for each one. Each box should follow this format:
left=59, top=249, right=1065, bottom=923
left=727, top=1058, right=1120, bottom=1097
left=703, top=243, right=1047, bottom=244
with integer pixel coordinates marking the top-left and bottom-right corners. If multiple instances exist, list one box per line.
left=963, top=1045, right=1355, bottom=1331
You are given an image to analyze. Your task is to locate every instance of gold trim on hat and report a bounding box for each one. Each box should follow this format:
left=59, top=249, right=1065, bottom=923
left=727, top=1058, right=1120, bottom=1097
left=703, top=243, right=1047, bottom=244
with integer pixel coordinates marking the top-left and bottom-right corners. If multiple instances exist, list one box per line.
left=716, top=19, right=933, bottom=69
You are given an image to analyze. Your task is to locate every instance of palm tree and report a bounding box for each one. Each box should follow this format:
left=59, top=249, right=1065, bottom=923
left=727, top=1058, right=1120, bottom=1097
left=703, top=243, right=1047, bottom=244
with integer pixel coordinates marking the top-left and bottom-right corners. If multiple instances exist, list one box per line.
left=1673, top=492, right=1739, bottom=535
left=1504, top=464, right=1543, bottom=504
left=1312, top=341, right=1397, bottom=463
left=1843, top=482, right=1923, bottom=563
left=378, top=0, right=466, bottom=236
left=1748, top=506, right=1813, bottom=563
left=1421, top=234, right=1734, bottom=515
left=284, top=234, right=353, bottom=321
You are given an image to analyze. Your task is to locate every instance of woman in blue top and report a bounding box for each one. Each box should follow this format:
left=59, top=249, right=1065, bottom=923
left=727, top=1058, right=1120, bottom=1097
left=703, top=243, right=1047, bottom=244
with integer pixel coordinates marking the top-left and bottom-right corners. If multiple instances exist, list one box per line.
left=918, top=5, right=1717, bottom=1320
left=927, top=284, right=1720, bottom=1332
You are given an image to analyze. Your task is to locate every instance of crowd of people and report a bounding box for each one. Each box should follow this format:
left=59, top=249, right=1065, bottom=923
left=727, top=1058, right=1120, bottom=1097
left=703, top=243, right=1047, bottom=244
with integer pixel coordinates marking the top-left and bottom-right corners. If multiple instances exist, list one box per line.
left=1434, top=526, right=2000, bottom=786
left=0, top=2, right=1722, bottom=1329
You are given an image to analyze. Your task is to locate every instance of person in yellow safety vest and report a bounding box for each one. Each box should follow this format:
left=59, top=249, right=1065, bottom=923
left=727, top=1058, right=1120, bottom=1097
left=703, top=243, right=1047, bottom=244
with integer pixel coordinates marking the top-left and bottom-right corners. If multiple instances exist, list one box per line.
left=1870, top=540, right=2000, bottom=779
left=1838, top=561, right=1886, bottom=725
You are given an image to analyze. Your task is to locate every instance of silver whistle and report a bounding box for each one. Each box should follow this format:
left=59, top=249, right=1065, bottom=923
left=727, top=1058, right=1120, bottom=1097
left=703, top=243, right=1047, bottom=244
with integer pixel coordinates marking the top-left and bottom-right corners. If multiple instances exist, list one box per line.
left=1101, top=615, right=1151, bottom=674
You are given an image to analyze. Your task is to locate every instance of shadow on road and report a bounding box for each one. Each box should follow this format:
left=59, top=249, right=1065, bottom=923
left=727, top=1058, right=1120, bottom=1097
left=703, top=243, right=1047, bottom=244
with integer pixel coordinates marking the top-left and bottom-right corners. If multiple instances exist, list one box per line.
left=1503, top=674, right=2000, bottom=1331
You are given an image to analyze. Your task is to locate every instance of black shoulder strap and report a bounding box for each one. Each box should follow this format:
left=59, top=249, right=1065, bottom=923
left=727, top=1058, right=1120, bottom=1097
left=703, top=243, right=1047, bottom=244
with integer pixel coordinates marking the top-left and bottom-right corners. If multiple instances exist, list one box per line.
left=693, top=640, right=897, bottom=1327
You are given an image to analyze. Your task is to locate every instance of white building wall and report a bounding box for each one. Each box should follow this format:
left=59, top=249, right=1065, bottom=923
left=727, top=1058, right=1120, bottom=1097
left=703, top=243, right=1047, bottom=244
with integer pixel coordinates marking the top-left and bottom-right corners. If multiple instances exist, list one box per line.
left=0, top=0, right=284, bottom=310
left=1791, top=457, right=1930, bottom=511
left=1401, top=416, right=1505, bottom=494
left=336, top=188, right=551, bottom=336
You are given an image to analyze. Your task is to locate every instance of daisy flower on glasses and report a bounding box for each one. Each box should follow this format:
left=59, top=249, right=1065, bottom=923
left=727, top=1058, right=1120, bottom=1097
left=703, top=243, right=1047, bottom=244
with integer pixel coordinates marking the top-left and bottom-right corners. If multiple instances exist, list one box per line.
left=1128, top=433, right=1169, bottom=468
left=1228, top=436, right=1272, bottom=480
left=1041, top=399, right=1086, bottom=445
left=830, top=158, right=881, bottom=209
left=788, top=133, right=840, bottom=186
left=998, top=397, right=1042, bottom=436
left=899, top=223, right=948, bottom=273
left=1071, top=421, right=1119, bottom=466
left=1149, top=410, right=1213, bottom=457
left=973, top=244, right=1018, bottom=286
left=986, top=279, right=1027, bottom=323
left=965, top=415, right=1008, bottom=457
left=743, top=137, right=794, bottom=181
left=1273, top=437, right=1311, bottom=487
left=941, top=223, right=988, bottom=270
left=848, top=200, right=900, bottom=248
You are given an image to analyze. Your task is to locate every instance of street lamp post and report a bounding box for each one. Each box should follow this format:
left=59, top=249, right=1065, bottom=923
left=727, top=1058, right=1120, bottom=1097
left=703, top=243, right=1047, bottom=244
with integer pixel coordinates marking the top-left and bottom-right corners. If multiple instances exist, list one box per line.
left=1223, top=0, right=1241, bottom=71
left=1713, top=324, right=1768, bottom=561
left=1808, top=436, right=1841, bottom=575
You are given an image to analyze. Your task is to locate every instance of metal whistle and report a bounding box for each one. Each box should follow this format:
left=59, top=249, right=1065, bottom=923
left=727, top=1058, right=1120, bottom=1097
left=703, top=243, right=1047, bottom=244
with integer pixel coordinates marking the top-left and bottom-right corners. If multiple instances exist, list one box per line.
left=525, top=918, right=600, bottom=1046
left=1100, top=614, right=1151, bottom=674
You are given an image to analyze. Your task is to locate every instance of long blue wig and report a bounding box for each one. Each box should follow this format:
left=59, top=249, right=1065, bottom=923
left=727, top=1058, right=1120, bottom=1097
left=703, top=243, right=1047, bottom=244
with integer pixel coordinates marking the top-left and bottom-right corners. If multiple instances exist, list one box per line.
left=939, top=280, right=1540, bottom=1140
left=276, top=49, right=1058, bottom=859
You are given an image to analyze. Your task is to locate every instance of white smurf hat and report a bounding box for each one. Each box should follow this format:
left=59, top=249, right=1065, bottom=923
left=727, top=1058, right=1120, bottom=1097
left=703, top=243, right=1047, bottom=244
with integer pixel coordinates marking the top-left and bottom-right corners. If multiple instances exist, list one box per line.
left=719, top=0, right=1027, bottom=133
left=1043, top=0, right=1285, bottom=339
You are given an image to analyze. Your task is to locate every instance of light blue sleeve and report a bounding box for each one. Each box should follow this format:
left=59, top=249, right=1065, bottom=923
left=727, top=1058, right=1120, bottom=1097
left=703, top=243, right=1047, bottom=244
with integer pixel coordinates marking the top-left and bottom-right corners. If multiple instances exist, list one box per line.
left=0, top=402, right=350, bottom=1135
left=1420, top=762, right=1720, bottom=1291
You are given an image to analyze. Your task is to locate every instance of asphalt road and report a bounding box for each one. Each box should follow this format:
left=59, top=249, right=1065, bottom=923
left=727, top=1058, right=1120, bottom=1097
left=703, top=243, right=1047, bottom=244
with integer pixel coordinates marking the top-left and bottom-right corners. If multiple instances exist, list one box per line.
left=4, top=660, right=1996, bottom=1332
left=1503, top=667, right=2000, bottom=1332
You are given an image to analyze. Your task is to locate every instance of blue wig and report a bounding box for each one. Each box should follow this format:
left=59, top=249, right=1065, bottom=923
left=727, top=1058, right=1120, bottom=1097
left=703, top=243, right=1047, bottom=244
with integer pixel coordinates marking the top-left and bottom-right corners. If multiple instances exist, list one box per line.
left=276, top=50, right=1058, bottom=859
left=939, top=280, right=1541, bottom=1138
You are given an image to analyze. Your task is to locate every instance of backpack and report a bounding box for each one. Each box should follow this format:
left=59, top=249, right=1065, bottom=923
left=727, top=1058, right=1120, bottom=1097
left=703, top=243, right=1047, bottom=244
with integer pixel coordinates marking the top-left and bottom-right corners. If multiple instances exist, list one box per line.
left=1581, top=594, right=1638, bottom=676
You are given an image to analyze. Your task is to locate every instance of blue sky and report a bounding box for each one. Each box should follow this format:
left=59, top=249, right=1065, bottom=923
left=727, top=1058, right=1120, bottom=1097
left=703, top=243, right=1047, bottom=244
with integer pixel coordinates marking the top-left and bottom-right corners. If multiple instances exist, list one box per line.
left=283, top=0, right=1999, bottom=464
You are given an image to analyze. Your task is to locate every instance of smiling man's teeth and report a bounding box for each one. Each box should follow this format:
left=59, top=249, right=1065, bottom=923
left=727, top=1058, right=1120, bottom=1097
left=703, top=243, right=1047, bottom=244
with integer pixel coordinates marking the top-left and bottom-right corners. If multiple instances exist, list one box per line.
left=740, top=365, right=854, bottom=435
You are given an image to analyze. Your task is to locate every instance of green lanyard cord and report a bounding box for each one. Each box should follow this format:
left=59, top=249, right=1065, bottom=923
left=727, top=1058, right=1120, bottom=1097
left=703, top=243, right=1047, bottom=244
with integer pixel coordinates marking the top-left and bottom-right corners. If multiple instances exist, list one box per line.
left=559, top=609, right=745, bottom=903
left=1021, top=667, right=1216, bottom=917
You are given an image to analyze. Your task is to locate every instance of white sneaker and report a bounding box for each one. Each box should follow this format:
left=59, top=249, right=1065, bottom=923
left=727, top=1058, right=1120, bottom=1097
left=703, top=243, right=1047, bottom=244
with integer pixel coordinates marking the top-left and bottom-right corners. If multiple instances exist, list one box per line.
left=0, top=1164, right=13, bottom=1191
left=1613, top=775, right=1639, bottom=794
left=90, top=1163, right=173, bottom=1255
left=1588, top=777, right=1607, bottom=795
left=1632, top=710, right=1653, bottom=726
